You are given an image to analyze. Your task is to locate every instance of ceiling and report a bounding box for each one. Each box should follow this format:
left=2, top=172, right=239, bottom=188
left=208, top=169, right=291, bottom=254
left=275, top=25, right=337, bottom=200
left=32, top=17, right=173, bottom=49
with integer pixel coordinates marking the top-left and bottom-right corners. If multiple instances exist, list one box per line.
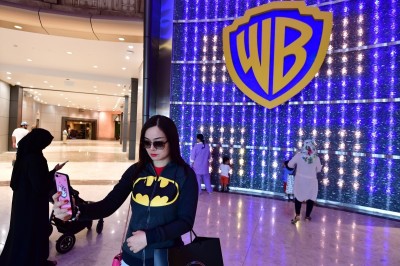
left=0, top=3, right=144, bottom=112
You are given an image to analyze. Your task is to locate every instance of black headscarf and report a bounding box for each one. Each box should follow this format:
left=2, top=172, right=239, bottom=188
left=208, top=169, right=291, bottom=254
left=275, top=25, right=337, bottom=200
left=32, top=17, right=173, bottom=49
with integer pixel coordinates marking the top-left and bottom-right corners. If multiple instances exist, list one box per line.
left=10, top=128, right=54, bottom=190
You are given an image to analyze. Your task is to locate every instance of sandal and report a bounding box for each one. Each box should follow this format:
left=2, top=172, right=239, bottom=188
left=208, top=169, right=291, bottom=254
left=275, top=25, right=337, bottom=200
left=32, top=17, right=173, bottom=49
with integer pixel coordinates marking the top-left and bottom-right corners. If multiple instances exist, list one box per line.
left=291, top=216, right=300, bottom=224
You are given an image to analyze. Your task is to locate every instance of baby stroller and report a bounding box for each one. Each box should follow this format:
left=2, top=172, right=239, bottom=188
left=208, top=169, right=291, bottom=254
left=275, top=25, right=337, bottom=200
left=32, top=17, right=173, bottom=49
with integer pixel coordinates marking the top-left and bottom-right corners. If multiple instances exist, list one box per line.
left=49, top=187, right=104, bottom=254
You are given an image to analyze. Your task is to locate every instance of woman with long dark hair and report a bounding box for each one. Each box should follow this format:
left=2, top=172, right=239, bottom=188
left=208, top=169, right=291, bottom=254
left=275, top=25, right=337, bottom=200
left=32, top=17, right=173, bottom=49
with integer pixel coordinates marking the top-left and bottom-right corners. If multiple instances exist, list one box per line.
left=52, top=115, right=198, bottom=266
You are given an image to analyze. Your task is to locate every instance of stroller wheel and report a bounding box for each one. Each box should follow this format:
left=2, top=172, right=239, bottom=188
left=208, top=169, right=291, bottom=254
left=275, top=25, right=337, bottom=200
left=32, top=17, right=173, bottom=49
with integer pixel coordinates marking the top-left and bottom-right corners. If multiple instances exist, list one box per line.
left=96, top=219, right=104, bottom=234
left=48, top=223, right=53, bottom=237
left=56, top=234, right=76, bottom=254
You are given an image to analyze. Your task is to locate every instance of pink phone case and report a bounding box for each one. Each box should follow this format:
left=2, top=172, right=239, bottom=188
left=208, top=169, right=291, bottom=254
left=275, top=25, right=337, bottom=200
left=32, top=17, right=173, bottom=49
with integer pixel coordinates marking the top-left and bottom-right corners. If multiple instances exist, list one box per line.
left=54, top=172, right=73, bottom=215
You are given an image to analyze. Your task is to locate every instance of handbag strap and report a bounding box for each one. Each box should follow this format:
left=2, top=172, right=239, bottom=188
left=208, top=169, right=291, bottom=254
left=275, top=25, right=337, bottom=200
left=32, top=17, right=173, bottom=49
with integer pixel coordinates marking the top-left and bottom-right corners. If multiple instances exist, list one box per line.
left=119, top=203, right=131, bottom=253
left=190, top=229, right=198, bottom=242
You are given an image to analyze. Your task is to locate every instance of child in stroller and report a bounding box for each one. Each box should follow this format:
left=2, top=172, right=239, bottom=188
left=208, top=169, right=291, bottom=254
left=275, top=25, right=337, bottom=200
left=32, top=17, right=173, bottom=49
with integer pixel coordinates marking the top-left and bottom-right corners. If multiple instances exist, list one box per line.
left=49, top=186, right=104, bottom=254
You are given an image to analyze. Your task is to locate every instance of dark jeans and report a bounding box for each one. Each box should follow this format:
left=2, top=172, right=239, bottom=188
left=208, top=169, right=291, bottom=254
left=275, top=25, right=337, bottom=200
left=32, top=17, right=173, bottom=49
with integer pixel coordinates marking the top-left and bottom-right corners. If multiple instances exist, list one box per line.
left=294, top=198, right=314, bottom=217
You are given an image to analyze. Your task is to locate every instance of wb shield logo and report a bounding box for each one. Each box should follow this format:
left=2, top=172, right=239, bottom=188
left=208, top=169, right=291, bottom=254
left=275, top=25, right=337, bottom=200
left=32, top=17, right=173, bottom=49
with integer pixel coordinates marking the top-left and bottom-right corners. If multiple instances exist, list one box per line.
left=223, top=2, right=332, bottom=109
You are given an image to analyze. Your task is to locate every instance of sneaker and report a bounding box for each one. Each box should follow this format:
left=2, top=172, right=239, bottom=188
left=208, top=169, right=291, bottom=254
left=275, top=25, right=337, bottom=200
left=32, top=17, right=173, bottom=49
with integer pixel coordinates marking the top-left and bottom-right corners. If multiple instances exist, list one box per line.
left=305, top=216, right=312, bottom=221
left=291, top=216, right=300, bottom=224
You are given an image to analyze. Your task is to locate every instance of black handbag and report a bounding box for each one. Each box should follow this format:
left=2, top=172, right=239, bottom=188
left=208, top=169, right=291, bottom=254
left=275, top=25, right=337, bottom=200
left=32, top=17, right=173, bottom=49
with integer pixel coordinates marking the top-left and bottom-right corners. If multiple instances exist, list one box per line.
left=154, top=230, right=224, bottom=266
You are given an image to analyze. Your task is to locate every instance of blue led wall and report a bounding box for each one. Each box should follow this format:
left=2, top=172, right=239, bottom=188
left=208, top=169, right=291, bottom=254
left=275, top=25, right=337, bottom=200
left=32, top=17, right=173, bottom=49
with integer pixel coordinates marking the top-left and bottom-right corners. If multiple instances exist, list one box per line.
left=170, top=0, right=400, bottom=216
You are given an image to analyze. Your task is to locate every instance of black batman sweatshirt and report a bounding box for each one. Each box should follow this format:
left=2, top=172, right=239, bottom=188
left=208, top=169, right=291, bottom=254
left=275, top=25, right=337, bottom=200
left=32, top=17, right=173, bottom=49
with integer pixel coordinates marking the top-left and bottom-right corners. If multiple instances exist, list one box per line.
left=78, top=161, right=198, bottom=264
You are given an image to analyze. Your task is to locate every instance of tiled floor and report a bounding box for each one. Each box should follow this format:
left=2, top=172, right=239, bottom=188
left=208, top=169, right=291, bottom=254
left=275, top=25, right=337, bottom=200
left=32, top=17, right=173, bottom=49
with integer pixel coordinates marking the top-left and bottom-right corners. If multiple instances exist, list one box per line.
left=1, top=140, right=399, bottom=265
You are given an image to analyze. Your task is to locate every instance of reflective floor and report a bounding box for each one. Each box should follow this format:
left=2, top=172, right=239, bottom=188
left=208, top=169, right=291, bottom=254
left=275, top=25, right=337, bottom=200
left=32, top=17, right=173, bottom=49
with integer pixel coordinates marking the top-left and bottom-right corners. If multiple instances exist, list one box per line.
left=0, top=140, right=399, bottom=265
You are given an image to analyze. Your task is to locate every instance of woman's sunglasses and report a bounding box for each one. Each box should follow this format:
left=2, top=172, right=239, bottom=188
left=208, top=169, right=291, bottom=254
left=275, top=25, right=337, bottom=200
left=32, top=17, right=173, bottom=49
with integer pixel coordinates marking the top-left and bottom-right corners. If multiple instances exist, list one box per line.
left=143, top=140, right=168, bottom=150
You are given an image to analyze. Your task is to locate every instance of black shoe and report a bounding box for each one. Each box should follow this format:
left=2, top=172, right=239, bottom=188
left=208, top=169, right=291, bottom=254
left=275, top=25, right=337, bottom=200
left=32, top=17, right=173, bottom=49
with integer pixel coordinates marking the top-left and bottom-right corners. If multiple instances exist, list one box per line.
left=291, top=216, right=300, bottom=224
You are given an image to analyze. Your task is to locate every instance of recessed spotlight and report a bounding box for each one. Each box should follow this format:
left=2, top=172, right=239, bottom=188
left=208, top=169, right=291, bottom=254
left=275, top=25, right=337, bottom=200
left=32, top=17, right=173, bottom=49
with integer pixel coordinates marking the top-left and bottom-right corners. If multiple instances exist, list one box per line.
left=94, top=89, right=98, bottom=92
left=125, top=56, right=130, bottom=60
left=6, top=72, right=11, bottom=75
left=93, top=65, right=98, bottom=68
left=93, top=85, right=97, bottom=88
left=128, top=45, right=133, bottom=49
left=6, top=77, right=11, bottom=80
left=117, top=84, right=121, bottom=87
left=122, top=67, right=126, bottom=70
left=14, top=25, right=23, bottom=30
left=118, top=37, right=125, bottom=41
left=66, top=51, right=72, bottom=55
left=16, top=82, right=20, bottom=85
left=44, top=81, right=48, bottom=83
left=27, top=59, right=32, bottom=62
left=49, top=85, right=54, bottom=88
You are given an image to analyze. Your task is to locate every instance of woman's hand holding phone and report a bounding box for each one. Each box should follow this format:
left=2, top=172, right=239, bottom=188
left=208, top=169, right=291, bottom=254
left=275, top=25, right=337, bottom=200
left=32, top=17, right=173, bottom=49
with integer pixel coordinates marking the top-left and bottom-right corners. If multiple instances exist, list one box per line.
left=52, top=191, right=73, bottom=221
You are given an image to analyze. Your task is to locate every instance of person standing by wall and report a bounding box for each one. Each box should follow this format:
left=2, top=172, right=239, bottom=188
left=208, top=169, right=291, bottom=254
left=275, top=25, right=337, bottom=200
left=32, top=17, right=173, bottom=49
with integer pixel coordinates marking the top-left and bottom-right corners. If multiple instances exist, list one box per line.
left=219, top=156, right=231, bottom=192
left=288, top=139, right=322, bottom=224
left=11, top=121, right=29, bottom=166
left=282, top=160, right=295, bottom=201
left=190, top=133, right=213, bottom=194
left=62, top=128, right=69, bottom=144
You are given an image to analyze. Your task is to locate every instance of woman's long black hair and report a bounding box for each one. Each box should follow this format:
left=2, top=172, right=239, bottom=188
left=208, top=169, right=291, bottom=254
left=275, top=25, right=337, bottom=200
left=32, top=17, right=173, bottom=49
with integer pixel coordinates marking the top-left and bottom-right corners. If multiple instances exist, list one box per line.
left=135, top=115, right=188, bottom=175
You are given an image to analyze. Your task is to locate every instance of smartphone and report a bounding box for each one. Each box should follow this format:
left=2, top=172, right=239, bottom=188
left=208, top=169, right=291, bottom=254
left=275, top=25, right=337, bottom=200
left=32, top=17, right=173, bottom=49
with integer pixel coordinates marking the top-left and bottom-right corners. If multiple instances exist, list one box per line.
left=54, top=172, right=75, bottom=216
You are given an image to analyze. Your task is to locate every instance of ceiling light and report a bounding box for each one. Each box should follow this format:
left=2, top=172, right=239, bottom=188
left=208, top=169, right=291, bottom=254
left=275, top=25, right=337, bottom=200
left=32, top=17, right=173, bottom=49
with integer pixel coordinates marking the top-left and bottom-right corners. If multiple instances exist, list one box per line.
left=93, top=65, right=98, bottom=68
left=6, top=72, right=11, bottom=75
left=14, top=25, right=22, bottom=30
left=118, top=37, right=125, bottom=41
left=128, top=45, right=133, bottom=49
left=16, top=82, right=20, bottom=85
left=94, top=89, right=98, bottom=92
left=27, top=59, right=32, bottom=62
left=122, top=67, right=126, bottom=70
left=66, top=51, right=72, bottom=55
left=6, top=77, right=11, bottom=80
left=93, top=85, right=97, bottom=88
left=125, top=56, right=130, bottom=60
left=49, top=85, right=54, bottom=88
left=44, top=81, right=48, bottom=83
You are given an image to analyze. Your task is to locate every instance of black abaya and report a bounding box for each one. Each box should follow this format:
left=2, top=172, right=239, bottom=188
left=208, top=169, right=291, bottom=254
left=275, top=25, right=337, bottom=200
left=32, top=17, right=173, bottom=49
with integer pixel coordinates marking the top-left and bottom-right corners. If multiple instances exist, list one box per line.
left=0, top=128, right=56, bottom=266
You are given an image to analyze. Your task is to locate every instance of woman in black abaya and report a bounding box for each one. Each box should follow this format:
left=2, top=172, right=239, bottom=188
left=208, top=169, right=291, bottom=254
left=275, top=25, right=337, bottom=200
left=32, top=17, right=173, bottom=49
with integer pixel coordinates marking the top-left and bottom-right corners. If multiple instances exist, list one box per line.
left=0, top=128, right=65, bottom=266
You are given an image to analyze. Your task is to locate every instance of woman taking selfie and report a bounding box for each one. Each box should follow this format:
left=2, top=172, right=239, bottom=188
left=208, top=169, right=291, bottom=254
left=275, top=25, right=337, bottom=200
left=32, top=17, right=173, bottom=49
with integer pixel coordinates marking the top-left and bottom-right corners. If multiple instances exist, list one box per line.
left=52, top=115, right=198, bottom=266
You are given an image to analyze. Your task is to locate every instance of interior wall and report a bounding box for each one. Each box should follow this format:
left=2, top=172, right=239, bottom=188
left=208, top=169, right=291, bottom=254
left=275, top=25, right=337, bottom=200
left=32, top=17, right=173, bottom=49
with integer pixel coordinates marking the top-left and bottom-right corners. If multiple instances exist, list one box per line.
left=22, top=93, right=119, bottom=141
left=170, top=0, right=400, bottom=217
left=98, top=111, right=121, bottom=140
left=0, top=81, right=10, bottom=153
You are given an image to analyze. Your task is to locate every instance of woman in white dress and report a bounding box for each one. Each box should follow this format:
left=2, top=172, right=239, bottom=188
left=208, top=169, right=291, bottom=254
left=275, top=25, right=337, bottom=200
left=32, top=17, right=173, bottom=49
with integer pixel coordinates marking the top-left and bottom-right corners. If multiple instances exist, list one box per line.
left=288, top=139, right=322, bottom=224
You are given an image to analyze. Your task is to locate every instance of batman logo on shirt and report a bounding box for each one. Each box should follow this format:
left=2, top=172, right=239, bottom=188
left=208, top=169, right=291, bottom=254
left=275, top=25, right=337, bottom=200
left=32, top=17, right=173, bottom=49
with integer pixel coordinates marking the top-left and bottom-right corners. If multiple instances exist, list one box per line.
left=131, top=176, right=179, bottom=207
